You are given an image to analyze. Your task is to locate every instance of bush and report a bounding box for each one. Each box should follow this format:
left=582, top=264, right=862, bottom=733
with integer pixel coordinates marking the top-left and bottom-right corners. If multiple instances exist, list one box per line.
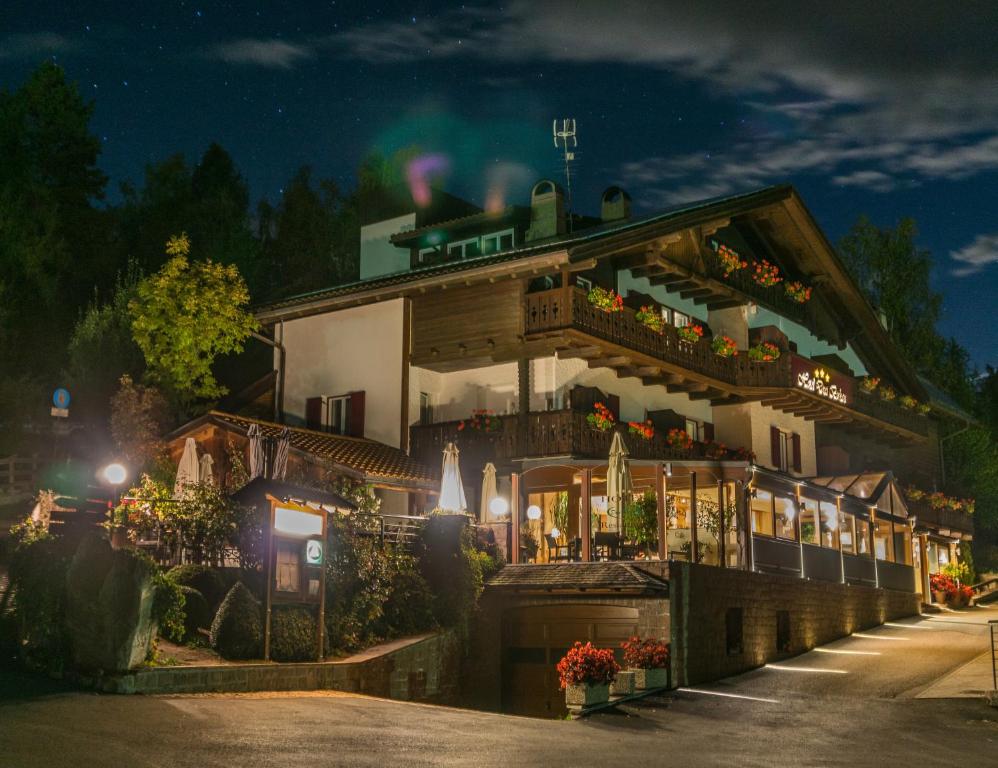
left=377, top=560, right=435, bottom=637
left=167, top=564, right=226, bottom=610
left=210, top=582, right=262, bottom=660
left=556, top=642, right=619, bottom=688
left=179, top=586, right=211, bottom=641
left=621, top=637, right=670, bottom=669
left=270, top=607, right=317, bottom=662
left=7, top=533, right=73, bottom=672
left=153, top=571, right=187, bottom=643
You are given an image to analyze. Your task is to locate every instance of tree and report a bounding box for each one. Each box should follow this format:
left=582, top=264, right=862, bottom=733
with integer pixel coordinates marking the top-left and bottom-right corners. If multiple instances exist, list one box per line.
left=109, top=375, right=169, bottom=471
left=130, top=233, right=258, bottom=403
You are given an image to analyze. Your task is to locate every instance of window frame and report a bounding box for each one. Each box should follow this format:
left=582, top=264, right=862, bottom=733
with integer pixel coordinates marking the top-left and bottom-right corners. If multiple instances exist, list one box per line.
left=750, top=488, right=775, bottom=538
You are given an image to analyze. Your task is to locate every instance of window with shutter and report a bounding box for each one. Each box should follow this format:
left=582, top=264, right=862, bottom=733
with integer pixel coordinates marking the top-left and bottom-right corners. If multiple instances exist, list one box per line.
left=348, top=391, right=366, bottom=438
left=791, top=433, right=802, bottom=473
left=703, top=421, right=715, bottom=442
left=305, top=397, right=322, bottom=430
left=770, top=426, right=782, bottom=468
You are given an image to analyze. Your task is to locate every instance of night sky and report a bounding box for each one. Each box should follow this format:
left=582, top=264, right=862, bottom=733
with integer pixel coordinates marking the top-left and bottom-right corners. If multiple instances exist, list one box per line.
left=2, top=2, right=997, bottom=365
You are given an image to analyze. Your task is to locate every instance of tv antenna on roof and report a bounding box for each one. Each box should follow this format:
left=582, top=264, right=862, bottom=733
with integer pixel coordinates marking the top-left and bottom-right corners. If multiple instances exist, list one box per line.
left=553, top=118, right=577, bottom=232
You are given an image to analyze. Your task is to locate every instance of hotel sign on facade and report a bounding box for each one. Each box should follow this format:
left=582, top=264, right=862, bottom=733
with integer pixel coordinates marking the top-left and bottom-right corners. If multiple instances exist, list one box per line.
left=791, top=355, right=854, bottom=406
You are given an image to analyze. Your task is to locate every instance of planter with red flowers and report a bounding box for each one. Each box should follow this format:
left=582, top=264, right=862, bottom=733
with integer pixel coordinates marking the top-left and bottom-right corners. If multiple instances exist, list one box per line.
left=557, top=641, right=619, bottom=708
left=587, top=286, right=624, bottom=313
left=456, top=409, right=502, bottom=433
left=716, top=243, right=748, bottom=277
left=676, top=323, right=704, bottom=345
left=711, top=334, right=738, bottom=357
left=621, top=637, right=670, bottom=690
left=747, top=341, right=781, bottom=362
left=784, top=281, right=812, bottom=304
left=586, top=402, right=616, bottom=432
left=628, top=420, right=654, bottom=441
left=751, top=259, right=782, bottom=288
left=635, top=305, right=664, bottom=332
left=666, top=428, right=694, bottom=452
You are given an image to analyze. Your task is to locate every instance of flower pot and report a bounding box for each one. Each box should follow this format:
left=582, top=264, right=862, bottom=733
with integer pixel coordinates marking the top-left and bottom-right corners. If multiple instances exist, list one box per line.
left=610, top=671, right=635, bottom=696
left=632, top=667, right=669, bottom=690
left=565, top=682, right=610, bottom=707
left=931, top=589, right=947, bottom=604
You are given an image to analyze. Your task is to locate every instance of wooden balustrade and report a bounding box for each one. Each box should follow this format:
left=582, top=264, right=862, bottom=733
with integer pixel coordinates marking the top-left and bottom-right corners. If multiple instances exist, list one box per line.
left=850, top=391, right=930, bottom=437
left=907, top=499, right=974, bottom=535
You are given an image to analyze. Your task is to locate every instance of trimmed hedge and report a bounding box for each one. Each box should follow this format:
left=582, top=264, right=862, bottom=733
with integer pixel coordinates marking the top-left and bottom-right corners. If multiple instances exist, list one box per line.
left=270, top=607, right=317, bottom=662
left=210, top=582, right=262, bottom=660
left=179, top=586, right=211, bottom=641
left=167, top=564, right=226, bottom=611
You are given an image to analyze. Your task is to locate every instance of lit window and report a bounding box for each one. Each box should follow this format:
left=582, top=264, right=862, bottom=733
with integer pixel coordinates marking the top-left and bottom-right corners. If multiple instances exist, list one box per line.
left=839, top=512, right=856, bottom=554
left=775, top=495, right=797, bottom=541
left=576, top=276, right=593, bottom=291
left=855, top=517, right=871, bottom=555
left=324, top=395, right=351, bottom=435
left=685, top=419, right=700, bottom=442
left=673, top=311, right=689, bottom=328
left=275, top=540, right=300, bottom=593
left=799, top=497, right=819, bottom=545
left=818, top=501, right=839, bottom=548
left=751, top=489, right=774, bottom=537
left=660, top=306, right=673, bottom=325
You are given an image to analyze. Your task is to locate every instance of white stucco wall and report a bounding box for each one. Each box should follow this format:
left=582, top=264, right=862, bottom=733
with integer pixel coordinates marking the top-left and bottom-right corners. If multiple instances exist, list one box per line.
left=617, top=271, right=708, bottom=324
left=409, top=363, right=520, bottom=423
left=359, top=213, right=416, bottom=280
left=749, top=306, right=867, bottom=375
left=714, top=401, right=816, bottom=477
left=280, top=299, right=406, bottom=447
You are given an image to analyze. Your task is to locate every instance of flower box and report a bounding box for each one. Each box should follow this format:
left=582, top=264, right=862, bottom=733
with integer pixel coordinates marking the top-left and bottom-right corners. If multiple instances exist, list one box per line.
left=632, top=667, right=669, bottom=690
left=610, top=671, right=636, bottom=696
left=676, top=324, right=704, bottom=344
left=587, top=286, right=623, bottom=313
left=565, top=682, right=610, bottom=707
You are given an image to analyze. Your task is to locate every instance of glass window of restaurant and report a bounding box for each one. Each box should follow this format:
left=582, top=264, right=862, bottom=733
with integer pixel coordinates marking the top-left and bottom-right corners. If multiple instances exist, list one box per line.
left=819, top=500, right=839, bottom=549
left=774, top=494, right=798, bottom=541
left=893, top=522, right=913, bottom=565
left=873, top=517, right=895, bottom=561
left=854, top=517, right=871, bottom=556
left=799, top=497, right=819, bottom=546
left=839, top=511, right=856, bottom=554
left=751, top=489, right=774, bottom=536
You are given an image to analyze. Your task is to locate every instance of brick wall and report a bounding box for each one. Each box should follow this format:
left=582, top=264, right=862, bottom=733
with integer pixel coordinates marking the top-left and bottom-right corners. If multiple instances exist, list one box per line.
left=670, top=562, right=920, bottom=685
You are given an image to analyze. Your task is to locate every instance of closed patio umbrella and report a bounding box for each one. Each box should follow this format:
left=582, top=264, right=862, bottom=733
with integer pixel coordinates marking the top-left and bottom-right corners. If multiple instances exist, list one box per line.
left=606, top=431, right=633, bottom=529
left=480, top=462, right=498, bottom=523
left=174, top=437, right=200, bottom=498
left=437, top=442, right=468, bottom=514
left=272, top=427, right=291, bottom=481
left=198, top=452, right=214, bottom=485
left=247, top=423, right=264, bottom=479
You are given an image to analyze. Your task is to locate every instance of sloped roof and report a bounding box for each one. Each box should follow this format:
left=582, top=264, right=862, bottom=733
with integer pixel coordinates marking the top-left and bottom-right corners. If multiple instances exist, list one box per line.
left=173, top=411, right=437, bottom=490
left=487, top=562, right=670, bottom=593
left=917, top=375, right=976, bottom=424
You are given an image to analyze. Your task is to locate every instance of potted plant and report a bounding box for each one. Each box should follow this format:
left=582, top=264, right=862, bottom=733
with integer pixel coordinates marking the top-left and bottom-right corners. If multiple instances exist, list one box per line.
left=711, top=335, right=738, bottom=357
left=859, top=376, right=880, bottom=394
left=611, top=670, right=636, bottom=696
left=751, top=259, right=782, bottom=287
left=627, top=420, right=654, bottom=440
left=586, top=402, right=615, bottom=432
left=898, top=395, right=917, bottom=410
left=929, top=573, right=954, bottom=604
left=457, top=409, right=502, bottom=432
left=676, top=323, right=704, bottom=344
left=557, top=641, right=619, bottom=707
left=878, top=384, right=897, bottom=402
left=916, top=403, right=931, bottom=415
left=715, top=243, right=747, bottom=277
left=747, top=341, right=781, bottom=362
left=621, top=637, right=670, bottom=690
left=784, top=281, right=812, bottom=303
left=666, top=428, right=693, bottom=452
left=635, top=305, right=663, bottom=332
left=587, top=285, right=623, bottom=313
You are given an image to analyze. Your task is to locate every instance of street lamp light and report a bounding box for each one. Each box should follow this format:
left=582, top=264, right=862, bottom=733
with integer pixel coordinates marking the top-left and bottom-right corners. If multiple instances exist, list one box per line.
left=102, top=462, right=128, bottom=506
left=489, top=496, right=509, bottom=519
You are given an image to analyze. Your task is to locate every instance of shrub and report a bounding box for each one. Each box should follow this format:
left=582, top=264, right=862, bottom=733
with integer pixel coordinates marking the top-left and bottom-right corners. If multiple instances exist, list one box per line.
left=7, top=533, right=73, bottom=672
left=179, top=586, right=211, bottom=641
left=270, top=607, right=317, bottom=662
left=377, top=558, right=436, bottom=637
left=621, top=637, right=670, bottom=669
left=556, top=642, right=618, bottom=689
left=210, top=582, right=262, bottom=660
left=153, top=571, right=187, bottom=644
left=167, top=564, right=227, bottom=610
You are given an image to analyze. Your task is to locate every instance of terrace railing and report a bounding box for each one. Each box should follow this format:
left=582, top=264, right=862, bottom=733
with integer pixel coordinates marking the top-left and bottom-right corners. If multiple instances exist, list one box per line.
left=907, top=499, right=974, bottom=536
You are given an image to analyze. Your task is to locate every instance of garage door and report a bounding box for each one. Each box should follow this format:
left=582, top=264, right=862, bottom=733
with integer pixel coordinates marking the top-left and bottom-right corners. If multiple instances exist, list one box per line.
left=501, top=604, right=640, bottom=717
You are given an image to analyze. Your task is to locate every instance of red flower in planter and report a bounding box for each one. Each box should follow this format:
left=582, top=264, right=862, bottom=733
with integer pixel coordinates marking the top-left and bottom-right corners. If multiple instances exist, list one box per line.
left=556, top=641, right=619, bottom=689
left=621, top=637, right=670, bottom=669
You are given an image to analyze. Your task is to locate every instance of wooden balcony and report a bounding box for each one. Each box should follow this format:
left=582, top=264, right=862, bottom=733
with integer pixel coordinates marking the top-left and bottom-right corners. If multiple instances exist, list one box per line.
left=908, top=499, right=974, bottom=538
left=409, top=409, right=747, bottom=467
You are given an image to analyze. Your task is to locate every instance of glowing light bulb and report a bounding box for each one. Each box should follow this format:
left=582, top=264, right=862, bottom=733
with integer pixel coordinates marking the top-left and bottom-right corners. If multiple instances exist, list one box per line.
left=526, top=504, right=542, bottom=520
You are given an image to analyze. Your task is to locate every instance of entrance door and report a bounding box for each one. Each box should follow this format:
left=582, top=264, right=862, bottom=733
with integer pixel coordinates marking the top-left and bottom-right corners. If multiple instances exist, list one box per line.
left=501, top=603, right=639, bottom=717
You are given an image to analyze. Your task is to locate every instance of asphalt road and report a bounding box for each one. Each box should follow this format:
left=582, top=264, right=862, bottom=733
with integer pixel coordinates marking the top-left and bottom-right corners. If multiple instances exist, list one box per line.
left=2, top=608, right=997, bottom=768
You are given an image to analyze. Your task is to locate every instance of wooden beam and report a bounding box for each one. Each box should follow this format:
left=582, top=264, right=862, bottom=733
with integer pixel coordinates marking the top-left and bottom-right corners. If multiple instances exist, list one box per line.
left=689, top=387, right=727, bottom=401
left=558, top=345, right=603, bottom=360
left=679, top=287, right=716, bottom=300
left=642, top=374, right=682, bottom=387
left=667, top=381, right=709, bottom=394
left=705, top=298, right=745, bottom=310
left=588, top=355, right=632, bottom=369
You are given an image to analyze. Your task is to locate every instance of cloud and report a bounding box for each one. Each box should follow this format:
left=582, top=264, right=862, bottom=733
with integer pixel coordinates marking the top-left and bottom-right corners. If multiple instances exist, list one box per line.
left=831, top=170, right=897, bottom=193
left=210, top=39, right=313, bottom=69
left=0, top=32, right=74, bottom=59
left=951, top=233, right=998, bottom=277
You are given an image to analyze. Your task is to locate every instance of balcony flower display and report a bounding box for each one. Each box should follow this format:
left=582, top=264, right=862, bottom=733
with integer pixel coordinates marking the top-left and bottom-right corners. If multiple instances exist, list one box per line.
left=784, top=281, right=812, bottom=304
left=704, top=439, right=728, bottom=459
left=730, top=445, right=757, bottom=462
left=711, top=334, right=738, bottom=357
left=587, top=285, right=624, bottom=313
left=586, top=402, right=616, bottom=432
left=716, top=244, right=747, bottom=277
left=929, top=573, right=973, bottom=607
left=666, top=428, right=693, bottom=451
left=635, top=305, right=664, bottom=332
left=916, top=403, right=931, bottom=415
left=905, top=487, right=974, bottom=514
left=859, top=376, right=880, bottom=394
left=878, top=384, right=896, bottom=402
left=898, top=395, right=917, bottom=410
left=457, top=409, right=501, bottom=433
left=621, top=637, right=670, bottom=690
left=557, top=641, right=619, bottom=707
left=676, top=323, right=704, bottom=344
left=751, top=259, right=782, bottom=287
left=747, top=341, right=781, bottom=362
left=628, top=420, right=654, bottom=440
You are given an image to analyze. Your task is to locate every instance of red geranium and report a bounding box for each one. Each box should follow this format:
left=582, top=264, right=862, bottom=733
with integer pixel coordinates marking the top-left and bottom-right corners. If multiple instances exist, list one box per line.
left=556, top=642, right=619, bottom=689
left=621, top=637, right=670, bottom=669
left=628, top=420, right=654, bottom=440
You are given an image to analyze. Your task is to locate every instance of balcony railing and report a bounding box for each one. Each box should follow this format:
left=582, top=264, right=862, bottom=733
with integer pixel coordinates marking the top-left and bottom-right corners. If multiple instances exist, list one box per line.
left=702, top=249, right=807, bottom=324
left=907, top=499, right=974, bottom=536
left=850, top=390, right=931, bottom=437
left=410, top=409, right=747, bottom=465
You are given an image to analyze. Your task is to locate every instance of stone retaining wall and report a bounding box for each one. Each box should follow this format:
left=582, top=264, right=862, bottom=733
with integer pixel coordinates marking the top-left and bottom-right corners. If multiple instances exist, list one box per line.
left=670, top=562, right=921, bottom=685
left=103, top=631, right=461, bottom=702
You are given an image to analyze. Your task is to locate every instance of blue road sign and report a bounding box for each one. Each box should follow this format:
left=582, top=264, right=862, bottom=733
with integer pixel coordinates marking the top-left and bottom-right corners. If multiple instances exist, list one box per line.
left=53, top=388, right=71, bottom=409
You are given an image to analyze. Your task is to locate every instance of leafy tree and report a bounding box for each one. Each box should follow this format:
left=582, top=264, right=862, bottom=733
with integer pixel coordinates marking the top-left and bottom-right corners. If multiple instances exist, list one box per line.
left=109, top=375, right=169, bottom=471
left=130, top=233, right=258, bottom=403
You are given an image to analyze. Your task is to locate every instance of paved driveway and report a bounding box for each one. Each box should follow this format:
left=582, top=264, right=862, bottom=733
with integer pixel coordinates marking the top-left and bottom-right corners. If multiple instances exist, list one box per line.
left=1, top=608, right=996, bottom=768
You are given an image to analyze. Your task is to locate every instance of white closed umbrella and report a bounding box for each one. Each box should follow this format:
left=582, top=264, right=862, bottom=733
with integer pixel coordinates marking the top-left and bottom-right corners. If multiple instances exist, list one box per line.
left=247, top=423, right=264, bottom=479
left=174, top=437, right=200, bottom=498
left=480, top=462, right=498, bottom=523
left=437, top=442, right=468, bottom=514
left=198, top=452, right=214, bottom=485
left=272, top=427, right=291, bottom=481
left=606, top=431, right=633, bottom=528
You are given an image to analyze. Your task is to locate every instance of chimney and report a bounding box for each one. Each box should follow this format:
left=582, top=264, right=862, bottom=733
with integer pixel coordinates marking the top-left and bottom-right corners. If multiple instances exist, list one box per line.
left=601, top=186, right=631, bottom=222
left=525, top=179, right=566, bottom=242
